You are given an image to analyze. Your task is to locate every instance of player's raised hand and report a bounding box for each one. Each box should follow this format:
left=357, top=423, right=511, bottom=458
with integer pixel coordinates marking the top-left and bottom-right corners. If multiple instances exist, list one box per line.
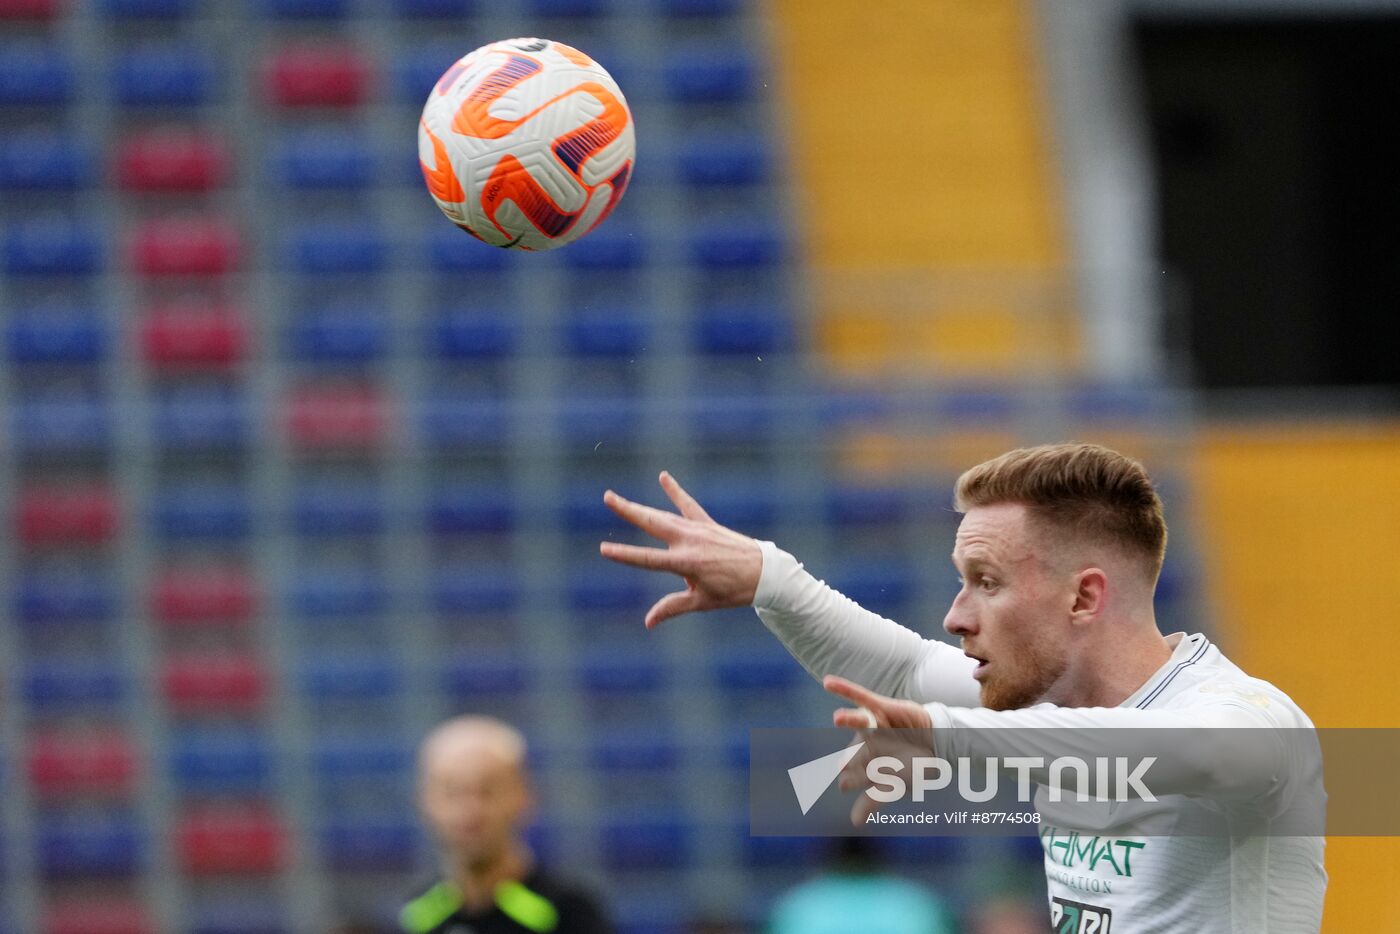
left=825, top=675, right=935, bottom=826
left=599, top=471, right=762, bottom=629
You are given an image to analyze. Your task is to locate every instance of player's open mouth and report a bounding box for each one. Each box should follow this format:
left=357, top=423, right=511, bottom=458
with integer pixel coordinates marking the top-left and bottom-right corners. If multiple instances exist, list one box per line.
left=966, top=651, right=990, bottom=679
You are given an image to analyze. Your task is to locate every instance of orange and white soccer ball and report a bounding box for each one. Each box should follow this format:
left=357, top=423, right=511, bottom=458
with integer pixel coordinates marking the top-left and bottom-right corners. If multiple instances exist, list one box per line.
left=418, top=37, right=635, bottom=252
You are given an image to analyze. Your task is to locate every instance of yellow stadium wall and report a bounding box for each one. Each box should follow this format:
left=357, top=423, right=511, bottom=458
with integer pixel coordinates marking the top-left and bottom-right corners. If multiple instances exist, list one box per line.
left=1194, top=426, right=1400, bottom=931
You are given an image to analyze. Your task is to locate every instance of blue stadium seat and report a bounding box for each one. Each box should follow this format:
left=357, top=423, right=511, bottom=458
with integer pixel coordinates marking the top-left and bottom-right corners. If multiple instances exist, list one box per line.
left=311, top=736, right=414, bottom=779
left=663, top=46, right=757, bottom=103
left=868, top=835, right=965, bottom=866
left=299, top=654, right=402, bottom=700
left=557, top=395, right=641, bottom=444
left=100, top=0, right=195, bottom=16
left=2, top=219, right=102, bottom=277
left=319, top=816, right=421, bottom=870
left=6, top=309, right=107, bottom=363
left=395, top=44, right=463, bottom=104
left=710, top=649, right=802, bottom=690
left=22, top=659, right=125, bottom=709
left=112, top=45, right=216, bottom=106
left=285, top=305, right=389, bottom=362
left=420, top=394, right=509, bottom=446
left=430, top=566, right=521, bottom=614
left=561, top=484, right=630, bottom=532
left=188, top=904, right=287, bottom=934
left=270, top=130, right=376, bottom=189
left=577, top=652, right=667, bottom=693
left=170, top=729, right=274, bottom=794
left=36, top=812, right=144, bottom=877
left=695, top=302, right=794, bottom=355
left=288, top=570, right=389, bottom=619
left=152, top=388, right=248, bottom=449
left=600, top=813, right=692, bottom=869
left=560, top=226, right=644, bottom=270
left=565, top=566, right=649, bottom=612
left=825, top=484, right=914, bottom=527
left=151, top=485, right=252, bottom=540
left=829, top=561, right=919, bottom=618
left=677, top=134, right=770, bottom=186
left=655, top=0, right=742, bottom=15
left=691, top=482, right=779, bottom=529
left=426, top=226, right=515, bottom=273
left=427, top=485, right=515, bottom=534
left=592, top=732, right=680, bottom=772
left=562, top=308, right=650, bottom=358
left=0, top=43, right=73, bottom=106
left=261, top=0, right=348, bottom=17
left=430, top=309, right=518, bottom=359
left=440, top=654, right=531, bottom=697
left=0, top=132, right=91, bottom=190
left=690, top=222, right=784, bottom=268
left=11, top=393, right=110, bottom=452
left=15, top=572, right=118, bottom=625
left=391, top=0, right=472, bottom=14
left=287, top=225, right=388, bottom=276
left=528, top=0, right=607, bottom=15
left=292, top=482, right=386, bottom=535
left=1068, top=383, right=1166, bottom=420
left=690, top=394, right=775, bottom=443
left=740, top=827, right=827, bottom=868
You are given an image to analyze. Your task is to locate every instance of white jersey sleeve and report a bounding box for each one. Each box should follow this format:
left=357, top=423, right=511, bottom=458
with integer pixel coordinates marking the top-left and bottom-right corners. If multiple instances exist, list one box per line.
left=752, top=540, right=981, bottom=707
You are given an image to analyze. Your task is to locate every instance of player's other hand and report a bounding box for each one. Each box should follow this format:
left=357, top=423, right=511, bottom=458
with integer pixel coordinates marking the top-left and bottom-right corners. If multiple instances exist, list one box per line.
left=599, top=471, right=762, bottom=629
left=825, top=675, right=935, bottom=826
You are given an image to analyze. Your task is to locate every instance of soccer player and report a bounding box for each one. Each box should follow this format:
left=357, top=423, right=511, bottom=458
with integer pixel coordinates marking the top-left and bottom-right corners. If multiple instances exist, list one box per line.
left=599, top=443, right=1326, bottom=933
left=401, top=716, right=613, bottom=934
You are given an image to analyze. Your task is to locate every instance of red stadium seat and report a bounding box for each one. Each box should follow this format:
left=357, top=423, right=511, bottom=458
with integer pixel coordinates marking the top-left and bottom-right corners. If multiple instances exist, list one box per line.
left=17, top=486, right=119, bottom=545
left=43, top=899, right=151, bottom=934
left=151, top=567, right=257, bottom=626
left=263, top=44, right=372, bottom=107
left=115, top=129, right=229, bottom=192
left=27, top=731, right=138, bottom=798
left=177, top=804, right=285, bottom=874
left=161, top=653, right=266, bottom=711
left=140, top=303, right=247, bottom=367
left=285, top=385, right=387, bottom=448
left=0, top=0, right=59, bottom=18
left=130, top=218, right=241, bottom=277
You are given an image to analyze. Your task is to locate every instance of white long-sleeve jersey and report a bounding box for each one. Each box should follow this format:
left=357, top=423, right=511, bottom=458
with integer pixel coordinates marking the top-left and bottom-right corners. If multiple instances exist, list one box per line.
left=753, top=542, right=1327, bottom=934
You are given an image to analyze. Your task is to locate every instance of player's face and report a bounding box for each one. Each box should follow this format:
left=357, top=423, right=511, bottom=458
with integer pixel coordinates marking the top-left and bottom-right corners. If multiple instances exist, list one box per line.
left=419, top=749, right=530, bottom=868
left=943, top=503, right=1072, bottom=710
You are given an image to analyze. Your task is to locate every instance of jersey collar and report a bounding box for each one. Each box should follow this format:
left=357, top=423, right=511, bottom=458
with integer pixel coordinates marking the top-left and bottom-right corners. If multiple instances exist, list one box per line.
left=1119, top=631, right=1211, bottom=710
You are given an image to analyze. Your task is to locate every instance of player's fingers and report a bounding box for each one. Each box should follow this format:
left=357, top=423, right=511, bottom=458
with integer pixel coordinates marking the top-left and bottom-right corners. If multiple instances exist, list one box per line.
left=599, top=540, right=684, bottom=573
left=833, top=706, right=879, bottom=730
left=602, top=490, right=685, bottom=542
left=658, top=471, right=713, bottom=523
left=824, top=675, right=887, bottom=714
left=644, top=587, right=702, bottom=629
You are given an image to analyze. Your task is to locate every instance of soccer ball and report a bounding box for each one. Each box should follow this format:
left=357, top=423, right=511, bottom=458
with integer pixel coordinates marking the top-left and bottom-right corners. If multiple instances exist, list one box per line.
left=417, top=37, right=636, bottom=252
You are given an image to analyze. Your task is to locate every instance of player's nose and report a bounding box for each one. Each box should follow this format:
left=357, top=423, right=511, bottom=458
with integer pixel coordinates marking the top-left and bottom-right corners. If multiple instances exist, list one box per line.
left=943, top=591, right=975, bottom=637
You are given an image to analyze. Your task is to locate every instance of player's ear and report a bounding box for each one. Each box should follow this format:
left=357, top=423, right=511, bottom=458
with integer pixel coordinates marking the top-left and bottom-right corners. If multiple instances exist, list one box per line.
left=1069, top=568, right=1107, bottom=624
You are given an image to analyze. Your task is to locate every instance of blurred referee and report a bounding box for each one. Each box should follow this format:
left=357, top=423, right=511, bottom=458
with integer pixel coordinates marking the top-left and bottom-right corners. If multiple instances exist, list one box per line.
left=400, top=716, right=613, bottom=934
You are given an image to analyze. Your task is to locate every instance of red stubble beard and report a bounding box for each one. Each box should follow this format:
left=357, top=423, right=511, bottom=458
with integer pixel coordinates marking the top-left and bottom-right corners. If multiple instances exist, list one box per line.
left=976, top=637, right=1069, bottom=711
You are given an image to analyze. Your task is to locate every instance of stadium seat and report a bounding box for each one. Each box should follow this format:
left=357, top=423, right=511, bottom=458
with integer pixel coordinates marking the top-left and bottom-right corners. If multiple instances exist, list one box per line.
left=559, top=226, right=644, bottom=270
left=151, top=485, right=252, bottom=541
left=112, top=45, right=216, bottom=106
left=420, top=394, right=509, bottom=446
left=654, top=0, right=742, bottom=16
left=3, top=219, right=102, bottom=277
left=710, top=649, right=802, bottom=690
left=826, top=483, right=915, bottom=526
left=288, top=569, right=389, bottom=620
left=565, top=566, right=649, bottom=612
left=318, top=816, right=421, bottom=870
left=28, top=732, right=138, bottom=798
left=391, top=0, right=472, bottom=15
left=285, top=386, right=388, bottom=448
left=286, top=225, right=387, bottom=275
left=429, top=309, right=518, bottom=359
left=0, top=0, right=59, bottom=18
left=868, top=834, right=965, bottom=866
left=177, top=805, right=285, bottom=875
left=829, top=561, right=919, bottom=618
left=115, top=129, right=229, bottom=192
left=690, top=393, right=775, bottom=442
left=310, top=735, right=413, bottom=780
left=740, top=827, right=826, bottom=868
left=663, top=46, right=757, bottom=103
left=41, top=899, right=152, bottom=934
left=690, top=221, right=784, bottom=268
left=152, top=387, right=248, bottom=449
left=577, top=651, right=667, bottom=693
left=286, top=306, right=390, bottom=362
left=426, top=226, right=515, bottom=273
left=557, top=395, right=641, bottom=444
left=151, top=568, right=257, bottom=626
left=299, top=654, right=402, bottom=700
left=0, top=43, right=72, bottom=105
left=528, top=0, right=607, bottom=14
left=130, top=218, right=241, bottom=277
left=36, top=812, right=145, bottom=877
left=15, top=572, right=119, bottom=626
left=263, top=45, right=371, bottom=108
left=561, top=484, right=630, bottom=532
left=11, top=393, right=110, bottom=452
left=688, top=482, right=779, bottom=529
left=599, top=814, right=692, bottom=869
left=937, top=387, right=1018, bottom=422
left=292, top=482, right=386, bottom=535
left=261, top=0, right=348, bottom=17
left=100, top=0, right=195, bottom=16
left=270, top=129, right=375, bottom=189
left=562, top=308, right=650, bottom=358
left=591, top=732, right=680, bottom=772
left=429, top=566, right=521, bottom=614
left=5, top=308, right=108, bottom=363
left=187, top=903, right=287, bottom=934
left=141, top=305, right=247, bottom=367
left=161, top=653, right=267, bottom=712
left=170, top=729, right=274, bottom=794
left=440, top=654, right=531, bottom=698
left=427, top=485, right=515, bottom=534
left=0, top=131, right=91, bottom=190
left=16, top=486, right=120, bottom=545
left=677, top=134, right=770, bottom=187
left=22, top=660, right=125, bottom=710
left=394, top=44, right=464, bottom=105
left=694, top=302, right=794, bottom=355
